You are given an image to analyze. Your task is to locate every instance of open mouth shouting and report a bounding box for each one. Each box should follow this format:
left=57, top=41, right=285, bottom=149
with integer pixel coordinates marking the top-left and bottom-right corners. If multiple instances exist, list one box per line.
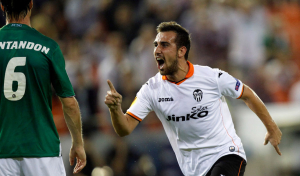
left=156, top=57, right=165, bottom=70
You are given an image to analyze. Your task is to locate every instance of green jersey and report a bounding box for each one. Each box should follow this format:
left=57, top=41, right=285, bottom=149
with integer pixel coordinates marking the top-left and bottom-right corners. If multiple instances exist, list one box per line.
left=0, top=24, right=74, bottom=158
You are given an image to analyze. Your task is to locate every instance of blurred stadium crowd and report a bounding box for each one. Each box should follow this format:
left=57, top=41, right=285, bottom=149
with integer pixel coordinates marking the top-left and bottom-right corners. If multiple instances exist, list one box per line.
left=1, top=0, right=300, bottom=175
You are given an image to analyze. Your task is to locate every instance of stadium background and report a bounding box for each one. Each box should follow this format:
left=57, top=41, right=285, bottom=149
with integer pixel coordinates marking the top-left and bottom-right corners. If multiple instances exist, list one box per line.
left=1, top=0, right=300, bottom=175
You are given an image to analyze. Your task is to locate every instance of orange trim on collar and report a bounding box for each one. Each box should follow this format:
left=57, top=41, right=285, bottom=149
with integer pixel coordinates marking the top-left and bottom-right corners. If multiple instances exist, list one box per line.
left=162, top=61, right=194, bottom=85
left=185, top=61, right=194, bottom=78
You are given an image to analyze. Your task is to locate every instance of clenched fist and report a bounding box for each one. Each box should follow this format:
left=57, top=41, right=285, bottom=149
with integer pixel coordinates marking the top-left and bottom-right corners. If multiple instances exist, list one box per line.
left=104, top=80, right=122, bottom=110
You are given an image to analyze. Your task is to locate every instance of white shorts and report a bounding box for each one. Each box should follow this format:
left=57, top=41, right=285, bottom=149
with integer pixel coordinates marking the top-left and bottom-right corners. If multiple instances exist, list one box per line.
left=0, top=156, right=66, bottom=176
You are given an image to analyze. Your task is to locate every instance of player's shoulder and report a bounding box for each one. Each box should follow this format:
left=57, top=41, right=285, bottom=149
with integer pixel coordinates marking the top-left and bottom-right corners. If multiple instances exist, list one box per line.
left=193, top=64, right=220, bottom=78
left=30, top=29, right=59, bottom=49
left=142, top=72, right=163, bottom=90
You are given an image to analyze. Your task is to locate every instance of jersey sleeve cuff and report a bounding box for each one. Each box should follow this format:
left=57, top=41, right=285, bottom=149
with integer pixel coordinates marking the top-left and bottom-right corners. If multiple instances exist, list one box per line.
left=126, top=111, right=142, bottom=122
left=236, top=84, right=244, bottom=99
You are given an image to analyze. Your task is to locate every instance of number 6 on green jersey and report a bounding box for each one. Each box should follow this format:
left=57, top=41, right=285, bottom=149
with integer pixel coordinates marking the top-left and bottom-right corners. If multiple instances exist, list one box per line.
left=3, top=57, right=26, bottom=101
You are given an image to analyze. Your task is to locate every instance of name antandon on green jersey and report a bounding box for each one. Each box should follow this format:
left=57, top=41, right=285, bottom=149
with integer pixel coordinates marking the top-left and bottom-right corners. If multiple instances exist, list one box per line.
left=0, top=41, right=50, bottom=54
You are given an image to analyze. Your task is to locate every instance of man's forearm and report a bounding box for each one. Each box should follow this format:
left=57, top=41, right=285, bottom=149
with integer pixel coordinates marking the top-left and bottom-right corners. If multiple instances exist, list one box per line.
left=61, top=98, right=83, bottom=145
left=105, top=80, right=139, bottom=137
left=241, top=85, right=282, bottom=155
left=241, top=86, right=278, bottom=131
left=109, top=107, right=132, bottom=137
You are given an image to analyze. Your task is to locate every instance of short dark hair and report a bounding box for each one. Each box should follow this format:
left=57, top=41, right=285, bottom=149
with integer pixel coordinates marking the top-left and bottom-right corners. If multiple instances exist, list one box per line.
left=156, top=21, right=191, bottom=60
left=0, top=0, right=31, bottom=21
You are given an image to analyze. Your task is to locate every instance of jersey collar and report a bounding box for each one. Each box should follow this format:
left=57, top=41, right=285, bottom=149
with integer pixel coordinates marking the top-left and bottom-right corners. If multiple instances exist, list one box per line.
left=162, top=61, right=194, bottom=85
left=1, top=23, right=32, bottom=30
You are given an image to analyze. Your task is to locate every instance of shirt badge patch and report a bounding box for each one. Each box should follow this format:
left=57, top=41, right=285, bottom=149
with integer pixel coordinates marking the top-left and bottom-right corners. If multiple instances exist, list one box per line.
left=235, top=79, right=240, bottom=91
left=193, top=89, right=203, bottom=102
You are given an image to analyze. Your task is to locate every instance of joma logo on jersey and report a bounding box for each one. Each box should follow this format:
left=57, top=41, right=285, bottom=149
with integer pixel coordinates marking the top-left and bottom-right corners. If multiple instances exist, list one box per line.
left=167, top=106, right=208, bottom=122
left=158, top=97, right=174, bottom=102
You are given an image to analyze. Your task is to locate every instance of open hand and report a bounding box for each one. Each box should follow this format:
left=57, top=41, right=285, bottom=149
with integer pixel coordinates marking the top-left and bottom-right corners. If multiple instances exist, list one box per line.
left=69, top=145, right=86, bottom=174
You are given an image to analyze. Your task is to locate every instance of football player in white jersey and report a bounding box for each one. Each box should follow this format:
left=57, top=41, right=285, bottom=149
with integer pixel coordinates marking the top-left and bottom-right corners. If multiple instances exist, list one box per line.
left=104, top=21, right=282, bottom=176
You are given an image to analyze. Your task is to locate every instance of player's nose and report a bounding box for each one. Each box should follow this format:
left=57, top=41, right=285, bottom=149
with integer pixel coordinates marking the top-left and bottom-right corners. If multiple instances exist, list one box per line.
left=154, top=45, right=162, bottom=55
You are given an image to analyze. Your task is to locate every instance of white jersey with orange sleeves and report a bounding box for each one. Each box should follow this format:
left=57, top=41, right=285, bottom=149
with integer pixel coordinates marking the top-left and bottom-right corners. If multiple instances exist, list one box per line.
left=126, top=61, right=247, bottom=176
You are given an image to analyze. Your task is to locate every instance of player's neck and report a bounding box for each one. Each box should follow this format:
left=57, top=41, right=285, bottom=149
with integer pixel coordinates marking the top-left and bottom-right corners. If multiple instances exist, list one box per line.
left=6, top=14, right=31, bottom=27
left=166, top=60, right=189, bottom=82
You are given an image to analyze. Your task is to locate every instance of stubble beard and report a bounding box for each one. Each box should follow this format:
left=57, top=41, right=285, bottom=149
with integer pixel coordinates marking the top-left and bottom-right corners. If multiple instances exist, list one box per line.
left=159, top=54, right=179, bottom=76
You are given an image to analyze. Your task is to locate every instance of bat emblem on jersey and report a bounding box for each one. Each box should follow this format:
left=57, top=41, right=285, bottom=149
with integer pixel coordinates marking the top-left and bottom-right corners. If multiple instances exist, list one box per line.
left=193, top=89, right=203, bottom=102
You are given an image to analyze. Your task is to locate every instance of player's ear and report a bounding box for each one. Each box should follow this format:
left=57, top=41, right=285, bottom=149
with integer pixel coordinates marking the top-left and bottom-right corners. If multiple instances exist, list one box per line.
left=1, top=3, right=4, bottom=12
left=29, top=0, right=33, bottom=10
left=178, top=46, right=187, bottom=58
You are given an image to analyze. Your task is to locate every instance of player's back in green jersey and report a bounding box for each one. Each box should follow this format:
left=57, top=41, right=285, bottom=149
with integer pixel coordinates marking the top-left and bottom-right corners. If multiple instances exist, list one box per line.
left=0, top=23, right=74, bottom=158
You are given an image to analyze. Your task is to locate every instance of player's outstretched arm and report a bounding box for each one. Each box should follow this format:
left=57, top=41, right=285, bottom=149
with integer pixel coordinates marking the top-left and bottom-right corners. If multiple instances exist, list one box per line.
left=105, top=80, right=139, bottom=137
left=240, top=84, right=282, bottom=156
left=60, top=97, right=87, bottom=173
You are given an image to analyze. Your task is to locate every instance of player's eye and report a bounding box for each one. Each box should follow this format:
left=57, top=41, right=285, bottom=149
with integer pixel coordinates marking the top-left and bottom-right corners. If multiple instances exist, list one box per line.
left=162, top=43, right=169, bottom=47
